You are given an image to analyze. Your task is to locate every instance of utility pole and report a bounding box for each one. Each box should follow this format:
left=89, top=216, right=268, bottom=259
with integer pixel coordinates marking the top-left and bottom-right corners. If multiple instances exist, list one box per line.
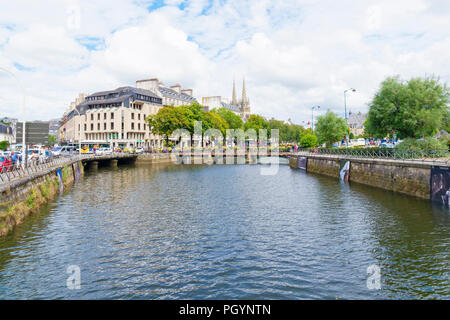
left=344, top=88, right=356, bottom=120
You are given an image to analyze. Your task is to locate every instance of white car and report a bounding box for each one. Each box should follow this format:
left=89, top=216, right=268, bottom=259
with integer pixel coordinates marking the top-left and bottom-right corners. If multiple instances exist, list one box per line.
left=135, top=147, right=144, bottom=154
left=95, top=148, right=113, bottom=156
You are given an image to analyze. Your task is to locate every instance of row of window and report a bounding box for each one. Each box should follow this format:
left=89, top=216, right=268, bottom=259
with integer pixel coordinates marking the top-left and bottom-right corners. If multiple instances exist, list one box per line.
left=82, top=122, right=147, bottom=131
left=88, top=111, right=146, bottom=121
left=135, top=94, right=161, bottom=104
left=84, top=132, right=147, bottom=141
left=90, top=112, right=115, bottom=121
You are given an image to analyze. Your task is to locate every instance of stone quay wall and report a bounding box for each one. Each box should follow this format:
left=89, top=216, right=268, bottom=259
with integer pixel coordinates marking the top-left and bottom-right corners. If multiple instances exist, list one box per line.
left=289, top=154, right=439, bottom=199
left=0, top=161, right=84, bottom=237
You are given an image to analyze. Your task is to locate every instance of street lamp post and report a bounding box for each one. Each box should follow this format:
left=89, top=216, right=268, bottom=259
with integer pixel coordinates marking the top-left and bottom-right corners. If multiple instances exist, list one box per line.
left=0, top=68, right=26, bottom=167
left=311, top=105, right=320, bottom=133
left=344, top=88, right=356, bottom=120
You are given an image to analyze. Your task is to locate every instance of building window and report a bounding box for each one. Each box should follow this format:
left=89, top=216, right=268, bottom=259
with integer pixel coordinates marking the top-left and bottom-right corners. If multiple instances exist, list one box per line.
left=138, top=114, right=140, bottom=120
left=131, top=113, right=134, bottom=120
left=90, top=123, right=93, bottom=131
left=138, top=123, right=141, bottom=130
left=91, top=114, right=94, bottom=121
left=104, top=113, right=107, bottom=120
left=111, top=112, right=114, bottom=119
left=97, top=113, right=100, bottom=120
left=131, top=123, right=134, bottom=130
left=111, top=122, right=114, bottom=130
left=104, top=123, right=106, bottom=130
left=97, top=123, right=100, bottom=130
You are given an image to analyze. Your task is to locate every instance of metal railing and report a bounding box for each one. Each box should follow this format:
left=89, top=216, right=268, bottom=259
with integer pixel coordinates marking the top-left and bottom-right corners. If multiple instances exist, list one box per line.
left=0, top=152, right=136, bottom=184
left=295, top=148, right=450, bottom=164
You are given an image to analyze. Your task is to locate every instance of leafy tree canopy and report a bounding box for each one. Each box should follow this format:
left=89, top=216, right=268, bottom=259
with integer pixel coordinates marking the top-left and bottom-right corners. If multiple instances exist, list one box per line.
left=300, top=134, right=318, bottom=148
left=0, top=140, right=9, bottom=151
left=315, top=110, right=348, bottom=147
left=211, top=108, right=243, bottom=130
left=244, top=114, right=269, bottom=132
left=365, top=76, right=450, bottom=139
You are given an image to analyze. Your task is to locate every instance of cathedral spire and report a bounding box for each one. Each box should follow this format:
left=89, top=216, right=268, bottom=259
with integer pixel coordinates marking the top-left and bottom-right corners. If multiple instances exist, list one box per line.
left=241, top=77, right=247, bottom=106
left=232, top=78, right=237, bottom=105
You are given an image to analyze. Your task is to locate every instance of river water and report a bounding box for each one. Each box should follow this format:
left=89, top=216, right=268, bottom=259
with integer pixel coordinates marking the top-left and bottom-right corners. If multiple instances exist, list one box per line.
left=0, top=161, right=448, bottom=299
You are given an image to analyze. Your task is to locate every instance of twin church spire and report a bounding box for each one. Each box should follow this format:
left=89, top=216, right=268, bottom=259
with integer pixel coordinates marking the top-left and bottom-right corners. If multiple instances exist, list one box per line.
left=230, top=77, right=251, bottom=121
left=231, top=78, right=249, bottom=107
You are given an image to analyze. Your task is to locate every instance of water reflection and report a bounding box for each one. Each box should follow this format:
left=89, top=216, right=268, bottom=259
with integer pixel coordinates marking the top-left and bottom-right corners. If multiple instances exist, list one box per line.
left=0, top=162, right=448, bottom=299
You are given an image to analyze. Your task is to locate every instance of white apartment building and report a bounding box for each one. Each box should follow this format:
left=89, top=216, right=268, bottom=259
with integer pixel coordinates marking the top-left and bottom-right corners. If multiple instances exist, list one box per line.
left=59, top=87, right=164, bottom=149
left=59, top=78, right=197, bottom=149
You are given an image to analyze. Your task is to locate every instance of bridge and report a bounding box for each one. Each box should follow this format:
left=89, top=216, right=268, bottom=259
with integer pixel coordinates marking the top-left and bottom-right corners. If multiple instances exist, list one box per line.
left=0, top=153, right=137, bottom=185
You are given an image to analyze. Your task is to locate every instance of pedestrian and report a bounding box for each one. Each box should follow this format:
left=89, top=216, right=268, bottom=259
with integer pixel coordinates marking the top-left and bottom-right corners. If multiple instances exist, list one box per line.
left=11, top=151, right=17, bottom=169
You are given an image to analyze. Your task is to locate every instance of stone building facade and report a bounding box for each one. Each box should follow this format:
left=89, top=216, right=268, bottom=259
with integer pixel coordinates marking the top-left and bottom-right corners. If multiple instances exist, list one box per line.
left=347, top=111, right=367, bottom=137
left=58, top=78, right=197, bottom=149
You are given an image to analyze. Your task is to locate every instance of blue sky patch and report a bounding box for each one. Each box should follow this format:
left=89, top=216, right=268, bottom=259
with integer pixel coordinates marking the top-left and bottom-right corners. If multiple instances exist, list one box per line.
left=76, top=37, right=106, bottom=51
left=13, top=62, right=35, bottom=72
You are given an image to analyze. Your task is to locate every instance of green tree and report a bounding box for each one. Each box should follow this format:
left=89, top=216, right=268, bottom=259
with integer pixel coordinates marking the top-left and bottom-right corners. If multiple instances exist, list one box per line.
left=48, top=134, right=57, bottom=145
left=300, top=134, right=318, bottom=148
left=315, top=111, right=348, bottom=147
left=147, top=106, right=190, bottom=144
left=244, top=114, right=268, bottom=132
left=211, top=108, right=243, bottom=130
left=365, top=76, right=450, bottom=139
left=0, top=140, right=9, bottom=151
left=203, top=111, right=229, bottom=136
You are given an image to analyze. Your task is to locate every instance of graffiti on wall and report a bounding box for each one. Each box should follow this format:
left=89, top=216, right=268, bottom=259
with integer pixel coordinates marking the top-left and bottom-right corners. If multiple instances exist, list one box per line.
left=339, top=160, right=350, bottom=182
left=431, top=166, right=450, bottom=206
left=297, top=157, right=307, bottom=170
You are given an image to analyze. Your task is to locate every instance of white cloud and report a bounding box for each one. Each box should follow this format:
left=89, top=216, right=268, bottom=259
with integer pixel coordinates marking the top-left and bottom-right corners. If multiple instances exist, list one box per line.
left=0, top=0, right=449, bottom=123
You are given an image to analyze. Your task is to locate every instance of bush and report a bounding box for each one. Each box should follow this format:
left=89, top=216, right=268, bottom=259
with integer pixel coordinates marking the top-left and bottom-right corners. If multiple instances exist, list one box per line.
left=396, top=137, right=447, bottom=152
left=300, top=134, right=318, bottom=148
left=439, top=135, right=450, bottom=148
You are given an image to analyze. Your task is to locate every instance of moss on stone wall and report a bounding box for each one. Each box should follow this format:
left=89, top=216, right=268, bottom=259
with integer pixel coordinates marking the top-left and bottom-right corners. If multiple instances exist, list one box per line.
left=0, top=175, right=61, bottom=237
left=0, top=161, right=84, bottom=237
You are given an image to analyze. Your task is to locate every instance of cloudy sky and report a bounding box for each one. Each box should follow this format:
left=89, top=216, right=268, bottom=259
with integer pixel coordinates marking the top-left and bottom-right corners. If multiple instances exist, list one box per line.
left=0, top=0, right=449, bottom=124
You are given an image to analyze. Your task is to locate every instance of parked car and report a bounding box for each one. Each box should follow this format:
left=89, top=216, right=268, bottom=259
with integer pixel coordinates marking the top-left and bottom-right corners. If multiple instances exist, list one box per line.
left=95, top=148, right=112, bottom=156
left=379, top=142, right=395, bottom=149
left=135, top=147, right=144, bottom=154
left=51, top=146, right=62, bottom=156
left=0, top=156, right=13, bottom=172
left=60, top=146, right=78, bottom=156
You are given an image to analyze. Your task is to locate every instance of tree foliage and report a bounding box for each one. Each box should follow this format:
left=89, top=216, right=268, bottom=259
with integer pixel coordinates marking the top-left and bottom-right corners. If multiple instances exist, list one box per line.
left=365, top=76, right=450, bottom=139
left=300, top=134, right=318, bottom=148
left=148, top=103, right=308, bottom=144
left=315, top=111, right=348, bottom=147
left=0, top=140, right=9, bottom=151
left=211, top=107, right=243, bottom=130
left=244, top=114, right=269, bottom=132
left=48, top=134, right=57, bottom=145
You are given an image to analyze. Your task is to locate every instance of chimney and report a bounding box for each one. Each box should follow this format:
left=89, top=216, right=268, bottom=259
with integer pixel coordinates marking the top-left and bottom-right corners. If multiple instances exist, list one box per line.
left=136, top=78, right=160, bottom=92
left=181, top=89, right=193, bottom=96
left=170, top=84, right=181, bottom=94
